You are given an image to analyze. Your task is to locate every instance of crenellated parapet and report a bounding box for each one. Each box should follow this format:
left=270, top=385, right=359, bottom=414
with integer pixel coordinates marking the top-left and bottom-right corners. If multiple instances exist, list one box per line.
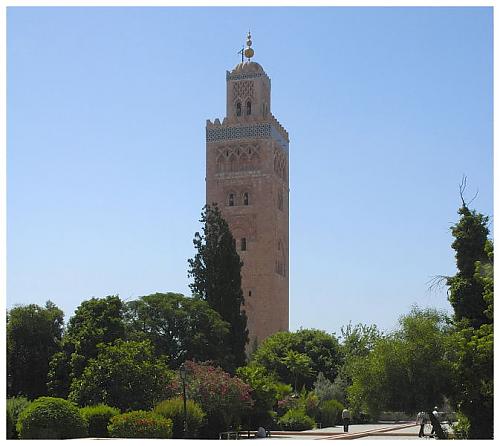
left=205, top=117, right=288, bottom=151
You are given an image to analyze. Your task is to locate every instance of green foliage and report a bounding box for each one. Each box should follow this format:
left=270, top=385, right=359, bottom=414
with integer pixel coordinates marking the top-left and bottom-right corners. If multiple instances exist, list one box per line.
left=125, top=292, right=230, bottom=369
left=282, top=350, right=313, bottom=392
left=251, top=329, right=343, bottom=390
left=154, top=397, right=206, bottom=438
left=16, top=397, right=88, bottom=439
left=448, top=323, right=493, bottom=439
left=237, top=364, right=285, bottom=428
left=47, top=295, right=127, bottom=398
left=68, top=339, right=174, bottom=411
left=80, top=404, right=120, bottom=438
left=171, top=361, right=253, bottom=438
left=318, top=399, right=344, bottom=427
left=47, top=351, right=71, bottom=398
left=107, top=411, right=173, bottom=439
left=452, top=411, right=470, bottom=439
left=278, top=408, right=315, bottom=431
left=7, top=301, right=64, bottom=399
left=347, top=307, right=453, bottom=417
left=313, top=372, right=346, bottom=404
left=188, top=204, right=249, bottom=371
left=447, top=206, right=490, bottom=328
left=445, top=203, right=493, bottom=439
left=7, top=396, right=31, bottom=439
left=303, top=392, right=320, bottom=420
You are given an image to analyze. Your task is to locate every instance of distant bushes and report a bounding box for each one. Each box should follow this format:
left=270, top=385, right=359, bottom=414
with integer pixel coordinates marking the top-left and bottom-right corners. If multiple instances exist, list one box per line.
left=318, top=399, right=344, bottom=427
left=80, top=404, right=120, bottom=438
left=16, top=397, right=87, bottom=439
left=278, top=408, right=315, bottom=431
left=154, top=397, right=205, bottom=438
left=107, top=411, right=173, bottom=438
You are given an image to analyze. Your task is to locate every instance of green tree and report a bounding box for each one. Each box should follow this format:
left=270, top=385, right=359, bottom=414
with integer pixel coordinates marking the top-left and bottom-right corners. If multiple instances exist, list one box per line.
left=237, top=363, right=287, bottom=427
left=447, top=205, right=490, bottom=328
left=188, top=204, right=248, bottom=371
left=347, top=307, right=453, bottom=418
left=251, top=329, right=343, bottom=390
left=446, top=202, right=493, bottom=439
left=282, top=350, right=313, bottom=393
left=47, top=295, right=126, bottom=397
left=68, top=339, right=174, bottom=411
left=125, top=292, right=230, bottom=369
left=7, top=301, right=64, bottom=399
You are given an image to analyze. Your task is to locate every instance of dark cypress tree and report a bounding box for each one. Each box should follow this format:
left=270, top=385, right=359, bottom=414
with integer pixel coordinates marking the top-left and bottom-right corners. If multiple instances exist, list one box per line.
left=188, top=204, right=248, bottom=371
left=447, top=205, right=490, bottom=328
left=446, top=197, right=493, bottom=439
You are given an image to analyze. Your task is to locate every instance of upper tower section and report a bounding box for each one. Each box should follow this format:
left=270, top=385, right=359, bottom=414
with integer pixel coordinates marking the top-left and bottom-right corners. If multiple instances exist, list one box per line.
left=226, top=32, right=271, bottom=122
left=206, top=32, right=289, bottom=152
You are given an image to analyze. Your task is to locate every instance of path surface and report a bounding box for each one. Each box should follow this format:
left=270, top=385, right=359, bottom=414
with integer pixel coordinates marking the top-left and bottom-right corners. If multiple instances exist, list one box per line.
left=265, top=422, right=437, bottom=440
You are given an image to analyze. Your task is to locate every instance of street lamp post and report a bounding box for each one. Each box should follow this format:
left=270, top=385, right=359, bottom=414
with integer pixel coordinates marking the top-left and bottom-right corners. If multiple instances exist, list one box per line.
left=179, top=363, right=188, bottom=439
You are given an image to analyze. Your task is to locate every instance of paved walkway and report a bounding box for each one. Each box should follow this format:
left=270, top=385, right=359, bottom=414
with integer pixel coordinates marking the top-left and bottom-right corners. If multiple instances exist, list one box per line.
left=264, top=422, right=438, bottom=440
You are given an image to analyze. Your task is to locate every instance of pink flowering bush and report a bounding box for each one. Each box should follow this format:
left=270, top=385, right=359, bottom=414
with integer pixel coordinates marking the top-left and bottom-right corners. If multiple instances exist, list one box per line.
left=170, top=361, right=253, bottom=438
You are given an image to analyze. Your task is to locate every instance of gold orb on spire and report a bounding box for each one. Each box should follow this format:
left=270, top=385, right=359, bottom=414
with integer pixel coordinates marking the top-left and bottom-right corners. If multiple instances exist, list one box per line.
left=244, top=30, right=254, bottom=60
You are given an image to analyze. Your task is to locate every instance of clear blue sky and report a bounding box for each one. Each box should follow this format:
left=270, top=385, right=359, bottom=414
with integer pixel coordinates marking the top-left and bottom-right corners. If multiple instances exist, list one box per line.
left=7, top=7, right=493, bottom=335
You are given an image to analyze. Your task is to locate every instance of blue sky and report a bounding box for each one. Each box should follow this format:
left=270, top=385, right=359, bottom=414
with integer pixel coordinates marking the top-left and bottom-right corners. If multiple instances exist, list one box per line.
left=7, top=7, right=493, bottom=335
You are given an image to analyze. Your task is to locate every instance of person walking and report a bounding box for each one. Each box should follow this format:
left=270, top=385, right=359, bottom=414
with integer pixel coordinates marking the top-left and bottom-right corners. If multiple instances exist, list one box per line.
left=430, top=407, right=439, bottom=437
left=416, top=411, right=426, bottom=438
left=342, top=408, right=351, bottom=433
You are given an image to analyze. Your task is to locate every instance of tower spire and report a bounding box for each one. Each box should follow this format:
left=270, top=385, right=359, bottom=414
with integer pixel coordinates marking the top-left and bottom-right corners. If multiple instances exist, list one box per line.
left=244, top=30, right=254, bottom=61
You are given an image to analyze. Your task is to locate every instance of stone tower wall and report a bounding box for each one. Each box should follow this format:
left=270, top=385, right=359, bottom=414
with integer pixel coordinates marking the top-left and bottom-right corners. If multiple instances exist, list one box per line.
left=206, top=61, right=289, bottom=347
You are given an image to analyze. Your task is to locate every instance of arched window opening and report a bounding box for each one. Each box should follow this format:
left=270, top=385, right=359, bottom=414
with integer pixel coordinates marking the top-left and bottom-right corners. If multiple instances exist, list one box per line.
left=236, top=102, right=242, bottom=117
left=241, top=237, right=247, bottom=251
left=243, top=192, right=249, bottom=206
left=228, top=193, right=234, bottom=207
left=278, top=190, right=284, bottom=211
left=248, top=290, right=252, bottom=297
left=246, top=101, right=252, bottom=115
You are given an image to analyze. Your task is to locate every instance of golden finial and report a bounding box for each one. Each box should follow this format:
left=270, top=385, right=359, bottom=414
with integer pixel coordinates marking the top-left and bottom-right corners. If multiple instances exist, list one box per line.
left=244, top=30, right=254, bottom=60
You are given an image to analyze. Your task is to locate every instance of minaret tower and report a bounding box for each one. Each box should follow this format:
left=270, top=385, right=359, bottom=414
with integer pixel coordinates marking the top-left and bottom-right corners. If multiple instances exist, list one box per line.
left=205, top=33, right=289, bottom=347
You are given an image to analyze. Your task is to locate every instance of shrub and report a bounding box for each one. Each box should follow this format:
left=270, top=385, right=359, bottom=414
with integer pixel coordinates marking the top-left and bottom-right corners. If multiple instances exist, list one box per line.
left=169, top=361, right=253, bottom=438
left=278, top=408, right=315, bottom=431
left=80, top=404, right=120, bottom=438
left=154, top=397, right=205, bottom=438
left=7, top=407, right=14, bottom=440
left=304, top=392, right=320, bottom=420
left=108, top=411, right=173, bottom=438
left=453, top=412, right=470, bottom=439
left=7, top=396, right=31, bottom=439
left=16, top=397, right=87, bottom=439
left=318, top=399, right=344, bottom=427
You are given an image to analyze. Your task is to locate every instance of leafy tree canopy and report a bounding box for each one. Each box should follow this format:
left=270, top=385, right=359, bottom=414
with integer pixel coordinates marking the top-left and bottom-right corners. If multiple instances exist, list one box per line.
left=7, top=301, right=64, bottom=399
left=347, top=307, right=453, bottom=417
left=68, top=339, right=173, bottom=412
left=125, top=292, right=231, bottom=369
left=251, top=329, right=343, bottom=390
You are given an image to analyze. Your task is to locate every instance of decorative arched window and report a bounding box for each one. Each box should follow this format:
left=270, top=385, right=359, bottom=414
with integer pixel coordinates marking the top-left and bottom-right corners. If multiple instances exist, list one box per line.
left=243, top=192, right=249, bottom=206
left=236, top=102, right=242, bottom=117
left=241, top=237, right=247, bottom=251
left=228, top=193, right=234, bottom=206
left=246, top=101, right=251, bottom=115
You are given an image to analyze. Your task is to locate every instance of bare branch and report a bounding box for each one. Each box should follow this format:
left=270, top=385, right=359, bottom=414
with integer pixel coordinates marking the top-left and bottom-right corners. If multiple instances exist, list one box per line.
left=427, top=275, right=450, bottom=293
left=459, top=175, right=467, bottom=207
left=467, top=189, right=479, bottom=206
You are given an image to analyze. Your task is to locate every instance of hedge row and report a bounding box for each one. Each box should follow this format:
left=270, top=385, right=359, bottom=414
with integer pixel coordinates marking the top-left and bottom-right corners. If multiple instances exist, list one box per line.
left=8, top=396, right=211, bottom=439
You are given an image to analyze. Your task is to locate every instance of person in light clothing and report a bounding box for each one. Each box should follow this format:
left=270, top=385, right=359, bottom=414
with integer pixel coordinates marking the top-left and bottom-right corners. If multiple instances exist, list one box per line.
left=342, top=408, right=351, bottom=433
